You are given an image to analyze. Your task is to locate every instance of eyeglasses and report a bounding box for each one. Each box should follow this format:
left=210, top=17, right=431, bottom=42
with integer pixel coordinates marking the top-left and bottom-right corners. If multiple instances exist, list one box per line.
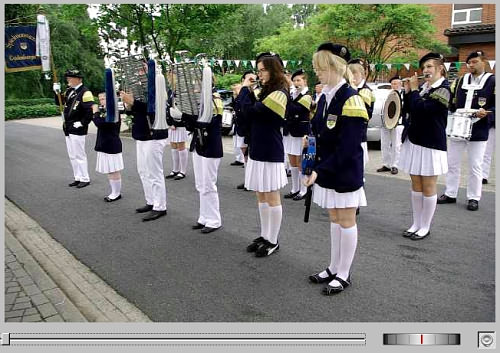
left=257, top=68, right=268, bottom=73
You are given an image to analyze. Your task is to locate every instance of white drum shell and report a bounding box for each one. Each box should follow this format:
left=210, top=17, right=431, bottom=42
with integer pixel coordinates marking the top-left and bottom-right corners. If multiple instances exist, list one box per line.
left=446, top=112, right=473, bottom=141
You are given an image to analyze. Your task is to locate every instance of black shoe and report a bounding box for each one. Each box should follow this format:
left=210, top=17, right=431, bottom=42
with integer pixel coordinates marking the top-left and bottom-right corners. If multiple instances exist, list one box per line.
left=377, top=166, right=391, bottom=172
left=309, top=268, right=337, bottom=284
left=201, top=226, right=220, bottom=234
left=165, top=171, right=179, bottom=179
left=136, top=204, right=153, bottom=213
left=192, top=222, right=205, bottom=230
left=292, top=193, right=306, bottom=201
left=255, top=241, right=279, bottom=257
left=356, top=207, right=360, bottom=215
left=68, top=180, right=80, bottom=187
left=286, top=170, right=292, bottom=177
left=284, top=191, right=300, bottom=199
left=437, top=194, right=456, bottom=204
left=142, top=210, right=167, bottom=222
left=76, top=181, right=90, bottom=188
left=482, top=178, right=488, bottom=184
left=236, top=183, right=245, bottom=190
left=322, top=275, right=351, bottom=295
left=173, top=172, right=186, bottom=180
left=104, top=195, right=122, bottom=202
left=391, top=167, right=398, bottom=175
left=246, top=237, right=266, bottom=252
left=402, top=230, right=415, bottom=238
left=410, top=231, right=430, bottom=240
left=230, top=161, right=244, bottom=166
left=467, top=199, right=479, bottom=211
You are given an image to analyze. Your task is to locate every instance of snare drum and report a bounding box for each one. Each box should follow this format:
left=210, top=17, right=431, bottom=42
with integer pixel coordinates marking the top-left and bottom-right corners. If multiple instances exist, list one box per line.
left=446, top=111, right=473, bottom=141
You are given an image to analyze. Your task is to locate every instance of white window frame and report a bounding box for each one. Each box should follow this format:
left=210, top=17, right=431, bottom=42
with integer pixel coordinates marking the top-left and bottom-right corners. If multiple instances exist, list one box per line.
left=452, top=5, right=483, bottom=26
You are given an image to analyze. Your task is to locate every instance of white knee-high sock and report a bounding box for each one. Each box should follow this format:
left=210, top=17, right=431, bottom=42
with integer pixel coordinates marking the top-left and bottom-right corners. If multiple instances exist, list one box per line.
left=171, top=149, right=180, bottom=172
left=299, top=173, right=307, bottom=196
left=267, top=205, right=283, bottom=245
left=330, top=224, right=358, bottom=286
left=290, top=167, right=299, bottom=193
left=258, top=202, right=270, bottom=241
left=407, top=191, right=423, bottom=233
left=416, top=194, right=437, bottom=236
left=318, top=222, right=341, bottom=279
left=179, top=149, right=188, bottom=174
left=109, top=179, right=121, bottom=199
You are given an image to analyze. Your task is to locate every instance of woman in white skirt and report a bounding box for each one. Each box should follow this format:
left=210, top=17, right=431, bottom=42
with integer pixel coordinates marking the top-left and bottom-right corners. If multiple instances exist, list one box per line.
left=237, top=52, right=290, bottom=257
left=92, top=93, right=124, bottom=202
left=166, top=92, right=189, bottom=180
left=399, top=52, right=451, bottom=240
left=304, top=43, right=369, bottom=295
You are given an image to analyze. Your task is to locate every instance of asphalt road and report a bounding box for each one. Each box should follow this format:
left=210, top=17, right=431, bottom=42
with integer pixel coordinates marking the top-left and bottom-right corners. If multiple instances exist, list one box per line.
left=5, top=121, right=495, bottom=322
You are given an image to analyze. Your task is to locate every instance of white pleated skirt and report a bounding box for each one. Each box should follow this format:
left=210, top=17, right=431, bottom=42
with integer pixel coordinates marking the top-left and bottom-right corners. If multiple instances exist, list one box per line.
left=244, top=157, right=288, bottom=192
left=169, top=127, right=188, bottom=143
left=96, top=152, right=124, bottom=174
left=234, top=134, right=247, bottom=148
left=398, top=140, right=448, bottom=176
left=313, top=184, right=367, bottom=209
left=283, top=135, right=303, bottom=156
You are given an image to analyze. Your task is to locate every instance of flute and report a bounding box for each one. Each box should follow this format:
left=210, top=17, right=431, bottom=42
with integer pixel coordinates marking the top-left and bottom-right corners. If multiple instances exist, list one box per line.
left=402, top=73, right=432, bottom=82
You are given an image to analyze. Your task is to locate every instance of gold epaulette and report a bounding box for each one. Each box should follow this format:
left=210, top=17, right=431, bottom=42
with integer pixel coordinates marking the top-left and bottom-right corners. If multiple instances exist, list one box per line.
left=82, top=91, right=94, bottom=103
left=342, top=95, right=369, bottom=120
left=429, top=87, right=451, bottom=108
left=213, top=96, right=224, bottom=115
left=358, top=88, right=374, bottom=106
left=262, top=90, right=287, bottom=119
left=298, top=94, right=312, bottom=110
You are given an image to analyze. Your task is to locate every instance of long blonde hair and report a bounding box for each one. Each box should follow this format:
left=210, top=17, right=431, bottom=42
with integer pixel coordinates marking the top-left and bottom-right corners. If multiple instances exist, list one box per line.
left=313, top=50, right=354, bottom=86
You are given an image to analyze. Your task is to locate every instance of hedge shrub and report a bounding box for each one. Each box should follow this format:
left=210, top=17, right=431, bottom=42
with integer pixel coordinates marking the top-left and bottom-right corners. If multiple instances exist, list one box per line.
left=5, top=104, right=60, bottom=120
left=5, top=98, right=54, bottom=106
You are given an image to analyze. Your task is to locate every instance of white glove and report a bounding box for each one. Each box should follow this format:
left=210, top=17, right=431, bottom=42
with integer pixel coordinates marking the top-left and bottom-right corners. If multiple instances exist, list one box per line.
left=53, top=83, right=61, bottom=94
left=73, top=121, right=83, bottom=128
left=169, top=106, right=183, bottom=120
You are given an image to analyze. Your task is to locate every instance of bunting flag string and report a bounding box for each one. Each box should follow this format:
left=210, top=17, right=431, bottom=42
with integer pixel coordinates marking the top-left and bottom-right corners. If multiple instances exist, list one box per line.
left=217, top=59, right=223, bottom=67
left=488, top=60, right=495, bottom=69
left=234, top=60, right=240, bottom=68
left=250, top=60, right=256, bottom=68
left=283, top=60, right=288, bottom=68
left=444, top=62, right=451, bottom=71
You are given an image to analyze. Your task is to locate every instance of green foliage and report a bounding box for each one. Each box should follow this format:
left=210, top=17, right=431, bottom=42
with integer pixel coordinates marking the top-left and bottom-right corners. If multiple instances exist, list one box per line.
left=5, top=104, right=60, bottom=120
left=5, top=98, right=54, bottom=106
left=214, top=73, right=241, bottom=90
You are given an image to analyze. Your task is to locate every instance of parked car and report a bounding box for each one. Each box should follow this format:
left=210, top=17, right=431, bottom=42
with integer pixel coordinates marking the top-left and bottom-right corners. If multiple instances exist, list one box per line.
left=217, top=89, right=234, bottom=135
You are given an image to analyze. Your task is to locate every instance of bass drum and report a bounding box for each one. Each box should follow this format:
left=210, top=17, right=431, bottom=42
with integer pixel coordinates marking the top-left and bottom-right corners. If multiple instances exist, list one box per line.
left=372, top=89, right=401, bottom=129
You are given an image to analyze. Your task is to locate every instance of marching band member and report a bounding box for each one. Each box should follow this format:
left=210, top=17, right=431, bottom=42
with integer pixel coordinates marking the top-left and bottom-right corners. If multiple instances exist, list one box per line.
left=166, top=89, right=189, bottom=181
left=53, top=69, right=94, bottom=188
left=377, top=75, right=405, bottom=175
left=437, top=50, right=495, bottom=211
left=284, top=69, right=312, bottom=201
left=305, top=43, right=368, bottom=295
left=179, top=81, right=224, bottom=234
left=348, top=59, right=374, bottom=170
left=399, top=52, right=450, bottom=240
left=120, top=91, right=169, bottom=222
left=91, top=93, right=123, bottom=202
left=482, top=117, right=495, bottom=185
left=238, top=52, right=290, bottom=257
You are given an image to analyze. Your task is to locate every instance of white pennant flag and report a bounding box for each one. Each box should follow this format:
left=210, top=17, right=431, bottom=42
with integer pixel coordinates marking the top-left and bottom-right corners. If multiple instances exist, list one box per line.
left=234, top=60, right=240, bottom=67
left=386, top=63, right=392, bottom=70
left=250, top=60, right=256, bottom=68
left=298, top=60, right=302, bottom=65
left=404, top=63, right=410, bottom=71
left=283, top=60, right=288, bottom=68
left=488, top=60, right=495, bottom=69
left=36, top=14, right=51, bottom=72
left=217, top=59, right=223, bottom=67
left=369, top=64, right=375, bottom=72
left=444, top=62, right=451, bottom=71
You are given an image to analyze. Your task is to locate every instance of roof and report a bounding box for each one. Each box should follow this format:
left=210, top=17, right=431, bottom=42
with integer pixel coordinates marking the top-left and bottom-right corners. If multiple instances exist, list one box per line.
left=444, top=23, right=495, bottom=36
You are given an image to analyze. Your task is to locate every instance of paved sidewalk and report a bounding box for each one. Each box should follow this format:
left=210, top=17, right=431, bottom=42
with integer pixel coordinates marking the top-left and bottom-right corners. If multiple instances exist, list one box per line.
left=4, top=198, right=151, bottom=322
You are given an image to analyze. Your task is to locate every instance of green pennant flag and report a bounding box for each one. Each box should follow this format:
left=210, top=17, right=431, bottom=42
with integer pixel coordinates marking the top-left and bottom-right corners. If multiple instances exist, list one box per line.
left=290, top=60, right=296, bottom=68
left=210, top=59, right=215, bottom=67
left=394, top=63, right=402, bottom=70
left=454, top=62, right=462, bottom=70
left=226, top=60, right=232, bottom=67
left=242, top=60, right=248, bottom=68
left=375, top=63, right=382, bottom=71
left=411, top=61, right=419, bottom=69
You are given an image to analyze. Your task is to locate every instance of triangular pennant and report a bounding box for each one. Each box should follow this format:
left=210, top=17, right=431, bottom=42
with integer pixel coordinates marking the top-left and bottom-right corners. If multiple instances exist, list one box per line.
left=394, top=63, right=402, bottom=70
left=444, top=62, right=451, bottom=71
left=404, top=63, right=410, bottom=71
left=375, top=63, right=382, bottom=71
left=210, top=59, right=215, bottom=67
left=298, top=60, right=302, bottom=65
left=234, top=60, right=240, bottom=67
left=488, top=60, right=495, bottom=69
left=225, top=60, right=232, bottom=67
left=217, top=59, right=223, bottom=67
left=242, top=60, right=248, bottom=68
left=455, top=62, right=462, bottom=70
left=250, top=60, right=256, bottom=68
left=369, top=64, right=375, bottom=72
left=283, top=60, right=288, bottom=68
left=290, top=60, right=296, bottom=68
left=411, top=61, right=419, bottom=69
left=386, top=63, right=392, bottom=70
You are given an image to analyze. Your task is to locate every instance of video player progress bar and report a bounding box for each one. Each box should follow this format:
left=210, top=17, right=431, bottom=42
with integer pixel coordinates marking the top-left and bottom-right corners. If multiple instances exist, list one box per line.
left=1, top=333, right=366, bottom=346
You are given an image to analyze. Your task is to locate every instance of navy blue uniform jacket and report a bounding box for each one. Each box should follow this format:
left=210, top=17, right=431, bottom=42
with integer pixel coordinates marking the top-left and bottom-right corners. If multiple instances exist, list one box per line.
left=93, top=111, right=122, bottom=154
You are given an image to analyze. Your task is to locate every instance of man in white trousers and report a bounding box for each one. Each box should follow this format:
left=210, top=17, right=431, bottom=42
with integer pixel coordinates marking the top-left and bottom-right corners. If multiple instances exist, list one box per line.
left=481, top=122, right=495, bottom=184
left=53, top=69, right=94, bottom=188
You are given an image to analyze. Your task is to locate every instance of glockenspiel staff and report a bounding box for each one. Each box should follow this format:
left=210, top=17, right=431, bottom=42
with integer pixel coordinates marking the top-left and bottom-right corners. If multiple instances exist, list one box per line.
left=399, top=52, right=451, bottom=240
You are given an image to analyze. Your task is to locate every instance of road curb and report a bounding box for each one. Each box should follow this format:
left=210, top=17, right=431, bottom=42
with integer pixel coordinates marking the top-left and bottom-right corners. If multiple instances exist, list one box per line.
left=5, top=198, right=151, bottom=322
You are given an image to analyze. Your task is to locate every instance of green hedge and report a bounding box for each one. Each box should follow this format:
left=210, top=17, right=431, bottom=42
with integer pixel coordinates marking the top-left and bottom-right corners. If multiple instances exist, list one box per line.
left=5, top=104, right=60, bottom=120
left=5, top=98, right=54, bottom=107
